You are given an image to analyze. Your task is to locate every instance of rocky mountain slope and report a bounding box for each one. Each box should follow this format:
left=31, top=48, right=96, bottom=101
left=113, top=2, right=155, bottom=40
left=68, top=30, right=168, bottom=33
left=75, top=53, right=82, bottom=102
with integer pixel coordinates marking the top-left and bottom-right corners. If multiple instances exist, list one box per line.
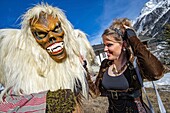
left=133, top=0, right=170, bottom=37
left=133, top=0, right=170, bottom=65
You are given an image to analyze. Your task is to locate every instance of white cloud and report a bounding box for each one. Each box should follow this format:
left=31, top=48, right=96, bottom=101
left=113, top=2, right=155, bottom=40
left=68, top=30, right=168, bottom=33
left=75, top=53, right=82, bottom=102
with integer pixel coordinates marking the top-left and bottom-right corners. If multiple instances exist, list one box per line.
left=89, top=33, right=102, bottom=45
left=90, top=0, right=148, bottom=45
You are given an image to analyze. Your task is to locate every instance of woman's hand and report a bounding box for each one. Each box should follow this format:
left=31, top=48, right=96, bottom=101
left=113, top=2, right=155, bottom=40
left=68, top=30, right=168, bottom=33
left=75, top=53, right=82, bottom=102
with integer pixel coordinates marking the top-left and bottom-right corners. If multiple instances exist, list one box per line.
left=122, top=25, right=137, bottom=41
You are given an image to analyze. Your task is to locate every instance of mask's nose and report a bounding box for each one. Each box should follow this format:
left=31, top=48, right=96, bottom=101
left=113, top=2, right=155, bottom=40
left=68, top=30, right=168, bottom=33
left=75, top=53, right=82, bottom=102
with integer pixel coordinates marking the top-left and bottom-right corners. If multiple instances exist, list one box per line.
left=48, top=32, right=57, bottom=43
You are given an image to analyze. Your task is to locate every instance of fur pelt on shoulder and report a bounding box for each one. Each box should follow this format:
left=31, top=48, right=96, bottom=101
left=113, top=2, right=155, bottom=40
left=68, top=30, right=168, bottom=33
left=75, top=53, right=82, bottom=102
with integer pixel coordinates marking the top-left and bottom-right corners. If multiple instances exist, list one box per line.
left=74, top=29, right=99, bottom=71
left=0, top=3, right=95, bottom=100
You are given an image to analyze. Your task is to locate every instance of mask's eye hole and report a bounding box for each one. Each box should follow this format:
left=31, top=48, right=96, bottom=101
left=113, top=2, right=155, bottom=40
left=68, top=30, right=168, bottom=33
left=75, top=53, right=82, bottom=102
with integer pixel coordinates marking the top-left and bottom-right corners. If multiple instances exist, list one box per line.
left=54, top=23, right=62, bottom=33
left=34, top=31, right=47, bottom=39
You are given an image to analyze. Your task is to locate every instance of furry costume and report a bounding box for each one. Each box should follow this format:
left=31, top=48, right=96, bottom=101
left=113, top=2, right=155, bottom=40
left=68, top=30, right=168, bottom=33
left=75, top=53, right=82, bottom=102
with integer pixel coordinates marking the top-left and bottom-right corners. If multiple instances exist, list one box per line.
left=0, top=3, right=95, bottom=112
left=74, top=29, right=97, bottom=73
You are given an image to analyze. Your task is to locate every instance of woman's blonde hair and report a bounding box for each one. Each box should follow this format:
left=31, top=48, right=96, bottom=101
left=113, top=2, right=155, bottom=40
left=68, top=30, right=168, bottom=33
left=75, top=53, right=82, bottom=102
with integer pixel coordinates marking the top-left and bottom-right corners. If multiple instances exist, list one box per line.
left=102, top=28, right=123, bottom=43
left=102, top=18, right=132, bottom=43
left=110, top=18, right=132, bottom=30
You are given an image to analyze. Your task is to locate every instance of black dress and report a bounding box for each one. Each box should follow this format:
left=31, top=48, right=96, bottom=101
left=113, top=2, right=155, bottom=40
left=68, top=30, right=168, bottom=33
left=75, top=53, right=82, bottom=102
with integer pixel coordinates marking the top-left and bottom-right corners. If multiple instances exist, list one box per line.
left=87, top=58, right=156, bottom=113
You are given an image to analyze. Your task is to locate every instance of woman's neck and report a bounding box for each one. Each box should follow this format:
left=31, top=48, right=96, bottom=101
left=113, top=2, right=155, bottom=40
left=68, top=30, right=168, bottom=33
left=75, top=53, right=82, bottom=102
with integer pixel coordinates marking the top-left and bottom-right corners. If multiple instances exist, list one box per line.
left=107, top=51, right=127, bottom=76
left=113, top=51, right=127, bottom=70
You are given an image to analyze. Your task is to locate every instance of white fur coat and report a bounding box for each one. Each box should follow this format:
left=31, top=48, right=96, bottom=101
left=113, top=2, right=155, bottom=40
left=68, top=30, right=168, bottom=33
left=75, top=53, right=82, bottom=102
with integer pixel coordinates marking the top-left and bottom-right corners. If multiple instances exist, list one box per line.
left=0, top=4, right=95, bottom=101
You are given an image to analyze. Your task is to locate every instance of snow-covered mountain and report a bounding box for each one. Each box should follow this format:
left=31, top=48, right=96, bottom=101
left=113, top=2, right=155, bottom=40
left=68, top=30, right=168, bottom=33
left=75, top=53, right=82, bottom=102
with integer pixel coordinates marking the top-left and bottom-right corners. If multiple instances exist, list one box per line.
left=133, top=0, right=170, bottom=37
left=133, top=0, right=170, bottom=65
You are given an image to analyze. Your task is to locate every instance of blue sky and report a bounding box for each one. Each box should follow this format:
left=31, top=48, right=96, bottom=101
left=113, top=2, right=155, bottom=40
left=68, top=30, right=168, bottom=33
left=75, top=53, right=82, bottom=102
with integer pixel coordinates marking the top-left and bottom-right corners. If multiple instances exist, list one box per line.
left=0, top=0, right=148, bottom=45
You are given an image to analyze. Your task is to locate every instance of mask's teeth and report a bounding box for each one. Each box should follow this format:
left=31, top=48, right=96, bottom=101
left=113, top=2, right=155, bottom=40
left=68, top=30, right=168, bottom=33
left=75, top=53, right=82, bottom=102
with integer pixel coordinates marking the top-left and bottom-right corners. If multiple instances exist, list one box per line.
left=47, top=46, right=52, bottom=50
left=46, top=42, right=64, bottom=53
left=47, top=48, right=52, bottom=53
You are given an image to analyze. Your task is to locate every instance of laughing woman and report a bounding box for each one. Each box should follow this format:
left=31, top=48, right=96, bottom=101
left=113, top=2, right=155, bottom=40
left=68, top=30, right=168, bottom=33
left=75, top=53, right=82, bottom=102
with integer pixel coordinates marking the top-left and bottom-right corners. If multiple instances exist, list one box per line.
left=87, top=18, right=165, bottom=113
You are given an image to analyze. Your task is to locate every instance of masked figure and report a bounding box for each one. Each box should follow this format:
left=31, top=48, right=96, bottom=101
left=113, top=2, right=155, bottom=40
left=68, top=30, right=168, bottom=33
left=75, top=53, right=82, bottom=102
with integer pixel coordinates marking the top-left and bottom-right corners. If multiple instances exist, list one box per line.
left=0, top=3, right=95, bottom=113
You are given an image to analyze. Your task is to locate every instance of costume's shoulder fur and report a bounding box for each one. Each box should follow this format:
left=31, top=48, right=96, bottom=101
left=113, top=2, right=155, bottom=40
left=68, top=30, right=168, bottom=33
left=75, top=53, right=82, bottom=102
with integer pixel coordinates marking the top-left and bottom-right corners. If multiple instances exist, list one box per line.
left=74, top=29, right=99, bottom=73
left=0, top=4, right=96, bottom=99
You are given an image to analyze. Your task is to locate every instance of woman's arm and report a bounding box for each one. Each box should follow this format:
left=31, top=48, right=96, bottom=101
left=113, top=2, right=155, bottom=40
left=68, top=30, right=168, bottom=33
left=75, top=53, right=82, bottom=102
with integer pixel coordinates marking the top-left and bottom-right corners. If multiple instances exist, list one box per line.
left=124, top=29, right=165, bottom=81
left=85, top=63, right=100, bottom=98
left=86, top=59, right=109, bottom=98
